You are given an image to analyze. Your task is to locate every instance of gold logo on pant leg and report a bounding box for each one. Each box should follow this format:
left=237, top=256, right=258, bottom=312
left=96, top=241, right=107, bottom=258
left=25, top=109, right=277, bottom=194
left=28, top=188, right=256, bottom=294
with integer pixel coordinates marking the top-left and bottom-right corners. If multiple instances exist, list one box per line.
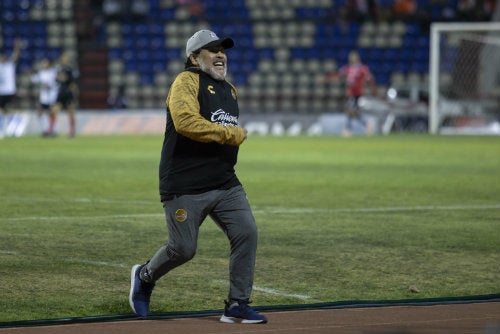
left=175, top=209, right=187, bottom=222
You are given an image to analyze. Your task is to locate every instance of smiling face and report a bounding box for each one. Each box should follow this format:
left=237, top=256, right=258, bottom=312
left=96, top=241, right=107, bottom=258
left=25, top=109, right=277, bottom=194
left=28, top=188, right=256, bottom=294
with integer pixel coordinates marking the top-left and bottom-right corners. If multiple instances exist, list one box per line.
left=190, top=45, right=227, bottom=81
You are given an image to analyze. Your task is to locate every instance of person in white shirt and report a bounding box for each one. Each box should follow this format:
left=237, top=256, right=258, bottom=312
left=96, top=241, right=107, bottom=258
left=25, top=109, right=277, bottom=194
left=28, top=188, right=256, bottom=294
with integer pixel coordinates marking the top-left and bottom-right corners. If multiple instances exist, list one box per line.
left=31, top=58, right=59, bottom=135
left=0, top=39, right=22, bottom=137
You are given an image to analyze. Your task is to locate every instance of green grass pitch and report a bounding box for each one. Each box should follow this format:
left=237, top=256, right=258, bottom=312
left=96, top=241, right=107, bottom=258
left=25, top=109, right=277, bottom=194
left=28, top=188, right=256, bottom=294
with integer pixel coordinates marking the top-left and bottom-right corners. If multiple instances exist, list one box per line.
left=0, top=134, right=499, bottom=322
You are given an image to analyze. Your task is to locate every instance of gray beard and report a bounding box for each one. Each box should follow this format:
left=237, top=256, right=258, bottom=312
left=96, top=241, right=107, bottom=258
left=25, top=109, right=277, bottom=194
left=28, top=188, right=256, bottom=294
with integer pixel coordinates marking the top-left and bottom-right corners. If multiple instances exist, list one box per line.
left=198, top=59, right=226, bottom=81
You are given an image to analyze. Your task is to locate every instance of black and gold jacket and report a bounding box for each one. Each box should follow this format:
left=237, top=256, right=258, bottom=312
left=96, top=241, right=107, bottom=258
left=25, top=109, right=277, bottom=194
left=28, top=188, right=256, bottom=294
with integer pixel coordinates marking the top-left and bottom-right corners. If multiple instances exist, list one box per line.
left=159, top=67, right=246, bottom=199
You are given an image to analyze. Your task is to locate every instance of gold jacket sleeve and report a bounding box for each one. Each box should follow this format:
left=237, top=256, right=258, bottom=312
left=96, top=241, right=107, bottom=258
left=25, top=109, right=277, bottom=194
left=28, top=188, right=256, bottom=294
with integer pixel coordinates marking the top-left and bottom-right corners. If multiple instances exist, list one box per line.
left=166, top=71, right=246, bottom=146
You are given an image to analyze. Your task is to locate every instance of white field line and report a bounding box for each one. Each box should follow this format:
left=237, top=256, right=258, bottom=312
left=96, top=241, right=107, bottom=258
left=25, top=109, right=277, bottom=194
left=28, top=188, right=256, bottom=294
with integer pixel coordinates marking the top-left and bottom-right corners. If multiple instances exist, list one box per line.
left=253, top=204, right=500, bottom=214
left=3, top=194, right=499, bottom=212
left=1, top=204, right=499, bottom=223
left=2, top=252, right=313, bottom=300
left=214, top=279, right=311, bottom=300
left=252, top=286, right=311, bottom=300
left=64, top=258, right=128, bottom=268
left=0, top=250, right=18, bottom=255
left=0, top=248, right=129, bottom=268
left=2, top=248, right=312, bottom=300
left=1, top=213, right=164, bottom=222
left=0, top=195, right=158, bottom=205
left=0, top=250, right=129, bottom=268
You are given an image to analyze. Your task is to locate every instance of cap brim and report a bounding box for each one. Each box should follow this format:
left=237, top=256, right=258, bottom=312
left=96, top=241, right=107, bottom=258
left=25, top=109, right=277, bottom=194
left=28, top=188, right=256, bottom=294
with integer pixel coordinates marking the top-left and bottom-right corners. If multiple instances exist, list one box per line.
left=203, top=37, right=234, bottom=50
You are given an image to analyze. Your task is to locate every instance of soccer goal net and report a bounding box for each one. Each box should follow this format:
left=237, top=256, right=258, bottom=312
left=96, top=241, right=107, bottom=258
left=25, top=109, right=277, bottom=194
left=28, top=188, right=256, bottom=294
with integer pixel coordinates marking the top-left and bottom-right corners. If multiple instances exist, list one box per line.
left=429, top=22, right=500, bottom=134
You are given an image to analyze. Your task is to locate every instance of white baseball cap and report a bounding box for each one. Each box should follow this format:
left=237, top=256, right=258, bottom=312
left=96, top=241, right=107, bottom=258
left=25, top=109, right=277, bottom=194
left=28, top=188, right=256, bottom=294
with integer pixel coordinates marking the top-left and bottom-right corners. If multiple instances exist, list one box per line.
left=185, top=30, right=234, bottom=58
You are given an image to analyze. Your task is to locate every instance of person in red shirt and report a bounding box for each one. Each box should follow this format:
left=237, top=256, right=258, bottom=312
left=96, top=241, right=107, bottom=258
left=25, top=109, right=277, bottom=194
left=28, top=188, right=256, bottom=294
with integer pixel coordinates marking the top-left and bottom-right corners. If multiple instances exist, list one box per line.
left=324, top=50, right=377, bottom=136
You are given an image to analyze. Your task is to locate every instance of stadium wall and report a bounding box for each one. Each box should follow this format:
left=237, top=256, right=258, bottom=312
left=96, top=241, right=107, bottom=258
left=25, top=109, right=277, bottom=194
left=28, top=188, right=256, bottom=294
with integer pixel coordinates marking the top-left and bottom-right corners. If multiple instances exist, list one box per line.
left=4, top=110, right=378, bottom=137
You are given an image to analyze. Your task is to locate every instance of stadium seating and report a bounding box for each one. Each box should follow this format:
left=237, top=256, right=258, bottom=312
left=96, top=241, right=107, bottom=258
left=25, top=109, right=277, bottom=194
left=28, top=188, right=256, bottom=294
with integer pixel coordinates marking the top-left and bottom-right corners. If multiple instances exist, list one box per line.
left=0, top=0, right=458, bottom=112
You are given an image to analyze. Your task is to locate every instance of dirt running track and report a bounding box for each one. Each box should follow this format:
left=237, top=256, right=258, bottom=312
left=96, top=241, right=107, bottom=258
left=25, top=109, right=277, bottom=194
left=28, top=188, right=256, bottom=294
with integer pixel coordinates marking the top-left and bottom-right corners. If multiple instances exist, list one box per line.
left=1, top=302, right=499, bottom=334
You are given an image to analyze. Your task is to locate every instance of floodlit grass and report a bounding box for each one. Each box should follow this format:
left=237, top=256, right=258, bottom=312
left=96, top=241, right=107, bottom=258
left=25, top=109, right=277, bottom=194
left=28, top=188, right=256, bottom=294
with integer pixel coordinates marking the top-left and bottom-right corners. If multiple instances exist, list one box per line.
left=0, top=134, right=499, bottom=322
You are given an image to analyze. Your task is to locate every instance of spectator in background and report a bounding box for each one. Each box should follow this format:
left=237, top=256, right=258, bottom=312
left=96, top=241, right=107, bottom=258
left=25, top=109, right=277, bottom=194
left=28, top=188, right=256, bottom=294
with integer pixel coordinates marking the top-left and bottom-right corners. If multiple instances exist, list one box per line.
left=30, top=58, right=59, bottom=136
left=0, top=39, right=22, bottom=138
left=484, top=0, right=497, bottom=18
left=131, top=0, right=150, bottom=20
left=107, top=84, right=128, bottom=110
left=176, top=0, right=205, bottom=18
left=102, top=0, right=149, bottom=21
left=457, top=0, right=495, bottom=21
left=46, top=52, right=79, bottom=138
left=102, top=0, right=128, bottom=21
left=393, top=0, right=418, bottom=21
left=457, top=0, right=479, bottom=20
left=322, top=50, right=377, bottom=137
left=345, top=0, right=380, bottom=23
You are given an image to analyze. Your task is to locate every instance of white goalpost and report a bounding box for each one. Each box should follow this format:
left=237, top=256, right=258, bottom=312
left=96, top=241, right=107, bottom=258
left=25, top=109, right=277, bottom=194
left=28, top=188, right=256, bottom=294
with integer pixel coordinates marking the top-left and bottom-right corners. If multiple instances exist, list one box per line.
left=429, top=22, right=500, bottom=134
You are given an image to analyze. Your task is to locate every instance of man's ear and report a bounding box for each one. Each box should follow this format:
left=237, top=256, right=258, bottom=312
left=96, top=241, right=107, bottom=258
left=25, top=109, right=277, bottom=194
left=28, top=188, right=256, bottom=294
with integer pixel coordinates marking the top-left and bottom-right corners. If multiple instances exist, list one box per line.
left=189, top=54, right=199, bottom=66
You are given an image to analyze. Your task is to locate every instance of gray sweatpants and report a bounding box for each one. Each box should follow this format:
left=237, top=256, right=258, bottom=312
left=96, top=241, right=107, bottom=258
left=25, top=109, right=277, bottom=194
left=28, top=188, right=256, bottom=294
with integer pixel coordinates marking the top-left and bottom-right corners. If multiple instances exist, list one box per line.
left=144, top=185, right=258, bottom=302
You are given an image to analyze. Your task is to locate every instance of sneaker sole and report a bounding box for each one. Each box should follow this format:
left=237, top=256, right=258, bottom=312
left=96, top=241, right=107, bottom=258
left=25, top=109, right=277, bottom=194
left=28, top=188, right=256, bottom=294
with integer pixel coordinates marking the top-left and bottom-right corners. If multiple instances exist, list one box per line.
left=129, top=264, right=141, bottom=315
left=220, top=315, right=267, bottom=324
